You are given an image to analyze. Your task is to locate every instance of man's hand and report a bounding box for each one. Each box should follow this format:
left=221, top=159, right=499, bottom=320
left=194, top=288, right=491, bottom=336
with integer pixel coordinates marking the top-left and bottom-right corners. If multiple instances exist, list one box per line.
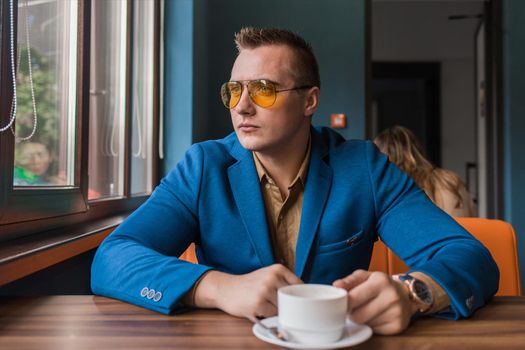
left=333, top=269, right=418, bottom=335
left=194, top=264, right=303, bottom=318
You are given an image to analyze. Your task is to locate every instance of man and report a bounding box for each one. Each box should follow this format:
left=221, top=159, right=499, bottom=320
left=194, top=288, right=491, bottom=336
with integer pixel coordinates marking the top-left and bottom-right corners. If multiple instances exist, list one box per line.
left=91, top=27, right=498, bottom=335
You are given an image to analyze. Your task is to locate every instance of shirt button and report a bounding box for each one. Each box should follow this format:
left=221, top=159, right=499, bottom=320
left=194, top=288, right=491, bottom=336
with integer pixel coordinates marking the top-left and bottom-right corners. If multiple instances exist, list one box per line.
left=147, top=289, right=156, bottom=299
left=140, top=287, right=149, bottom=297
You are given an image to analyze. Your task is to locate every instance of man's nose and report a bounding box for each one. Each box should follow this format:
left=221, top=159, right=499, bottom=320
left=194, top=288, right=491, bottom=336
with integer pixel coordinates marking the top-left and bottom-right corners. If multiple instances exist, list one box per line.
left=233, top=86, right=256, bottom=115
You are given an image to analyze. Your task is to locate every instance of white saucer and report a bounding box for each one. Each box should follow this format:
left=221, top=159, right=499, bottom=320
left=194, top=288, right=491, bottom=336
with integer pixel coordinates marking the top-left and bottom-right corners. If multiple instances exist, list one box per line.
left=252, top=316, right=373, bottom=349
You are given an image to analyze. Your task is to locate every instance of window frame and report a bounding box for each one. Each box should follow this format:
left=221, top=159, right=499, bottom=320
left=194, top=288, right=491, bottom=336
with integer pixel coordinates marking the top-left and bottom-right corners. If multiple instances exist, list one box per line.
left=0, top=0, right=162, bottom=241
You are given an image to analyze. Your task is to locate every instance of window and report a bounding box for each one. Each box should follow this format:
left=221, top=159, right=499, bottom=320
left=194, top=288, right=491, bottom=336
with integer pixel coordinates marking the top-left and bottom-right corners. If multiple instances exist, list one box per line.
left=88, top=0, right=127, bottom=200
left=0, top=0, right=162, bottom=238
left=12, top=0, right=78, bottom=188
left=130, top=0, right=156, bottom=196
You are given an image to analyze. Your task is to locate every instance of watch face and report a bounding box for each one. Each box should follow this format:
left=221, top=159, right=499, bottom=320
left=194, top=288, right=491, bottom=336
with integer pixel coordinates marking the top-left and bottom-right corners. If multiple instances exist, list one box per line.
left=413, top=280, right=433, bottom=305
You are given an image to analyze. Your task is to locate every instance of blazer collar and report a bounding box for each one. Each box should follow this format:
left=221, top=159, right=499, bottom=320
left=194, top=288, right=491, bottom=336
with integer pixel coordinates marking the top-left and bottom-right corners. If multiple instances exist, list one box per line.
left=295, top=127, right=332, bottom=278
left=228, top=139, right=274, bottom=267
left=227, top=127, right=333, bottom=277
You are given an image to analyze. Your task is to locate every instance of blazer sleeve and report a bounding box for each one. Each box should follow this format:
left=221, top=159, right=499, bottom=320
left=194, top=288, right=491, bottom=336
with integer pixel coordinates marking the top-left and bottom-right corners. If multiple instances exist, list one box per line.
left=365, top=142, right=499, bottom=319
left=91, top=144, right=214, bottom=314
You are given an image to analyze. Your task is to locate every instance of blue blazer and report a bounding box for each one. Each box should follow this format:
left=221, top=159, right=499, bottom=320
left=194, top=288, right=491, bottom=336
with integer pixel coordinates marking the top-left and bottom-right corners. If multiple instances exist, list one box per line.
left=91, top=127, right=498, bottom=318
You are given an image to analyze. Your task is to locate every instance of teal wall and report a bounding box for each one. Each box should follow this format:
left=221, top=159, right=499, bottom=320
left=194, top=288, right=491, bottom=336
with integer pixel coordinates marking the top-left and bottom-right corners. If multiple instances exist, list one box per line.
left=503, top=0, right=525, bottom=289
left=163, top=0, right=367, bottom=171
left=163, top=0, right=194, bottom=174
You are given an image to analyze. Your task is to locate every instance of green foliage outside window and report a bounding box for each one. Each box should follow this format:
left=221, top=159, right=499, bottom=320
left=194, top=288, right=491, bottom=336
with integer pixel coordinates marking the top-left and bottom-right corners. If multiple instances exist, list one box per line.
left=14, top=46, right=60, bottom=183
left=15, top=46, right=58, bottom=151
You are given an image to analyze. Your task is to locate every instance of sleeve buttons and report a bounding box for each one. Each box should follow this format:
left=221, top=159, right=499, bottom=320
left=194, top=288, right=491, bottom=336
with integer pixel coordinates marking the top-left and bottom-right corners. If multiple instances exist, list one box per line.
left=147, top=289, right=156, bottom=299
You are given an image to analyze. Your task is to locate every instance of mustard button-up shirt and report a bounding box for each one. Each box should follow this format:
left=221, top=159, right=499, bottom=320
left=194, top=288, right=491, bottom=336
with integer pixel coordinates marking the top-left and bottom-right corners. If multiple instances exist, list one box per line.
left=253, top=140, right=311, bottom=272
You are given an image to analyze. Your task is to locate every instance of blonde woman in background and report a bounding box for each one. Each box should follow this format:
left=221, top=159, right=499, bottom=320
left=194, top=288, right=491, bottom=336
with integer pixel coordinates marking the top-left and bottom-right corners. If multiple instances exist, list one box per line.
left=374, top=125, right=476, bottom=217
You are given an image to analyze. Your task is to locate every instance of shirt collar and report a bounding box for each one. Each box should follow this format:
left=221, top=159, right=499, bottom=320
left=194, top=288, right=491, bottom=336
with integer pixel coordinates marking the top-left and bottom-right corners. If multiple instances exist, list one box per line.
left=252, top=135, right=311, bottom=187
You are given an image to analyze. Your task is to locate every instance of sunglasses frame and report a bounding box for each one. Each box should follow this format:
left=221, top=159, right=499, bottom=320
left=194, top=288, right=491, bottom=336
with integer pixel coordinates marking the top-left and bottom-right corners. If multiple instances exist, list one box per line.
left=220, top=79, right=313, bottom=109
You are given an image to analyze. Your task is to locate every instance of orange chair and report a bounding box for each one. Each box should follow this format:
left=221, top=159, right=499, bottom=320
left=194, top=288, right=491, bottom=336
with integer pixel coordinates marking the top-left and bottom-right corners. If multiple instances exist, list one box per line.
left=179, top=243, right=198, bottom=264
left=384, top=218, right=522, bottom=296
left=179, top=240, right=390, bottom=273
left=180, top=242, right=390, bottom=270
left=181, top=218, right=522, bottom=296
left=369, top=240, right=389, bottom=273
left=182, top=242, right=391, bottom=270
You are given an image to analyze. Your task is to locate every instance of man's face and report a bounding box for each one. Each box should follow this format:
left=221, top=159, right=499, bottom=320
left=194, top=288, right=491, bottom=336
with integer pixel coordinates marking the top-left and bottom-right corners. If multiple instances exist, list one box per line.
left=229, top=45, right=315, bottom=154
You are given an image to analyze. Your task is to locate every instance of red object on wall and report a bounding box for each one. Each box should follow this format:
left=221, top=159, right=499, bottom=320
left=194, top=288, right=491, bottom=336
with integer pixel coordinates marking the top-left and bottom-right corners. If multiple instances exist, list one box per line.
left=330, top=113, right=347, bottom=129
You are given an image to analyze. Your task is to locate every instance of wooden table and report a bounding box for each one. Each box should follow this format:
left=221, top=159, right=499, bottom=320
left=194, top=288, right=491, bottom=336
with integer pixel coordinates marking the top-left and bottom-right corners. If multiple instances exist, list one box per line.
left=0, top=296, right=524, bottom=349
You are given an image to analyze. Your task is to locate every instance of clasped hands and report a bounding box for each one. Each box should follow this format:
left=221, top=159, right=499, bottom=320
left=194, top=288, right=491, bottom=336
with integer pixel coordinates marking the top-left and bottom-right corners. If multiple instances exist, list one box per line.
left=196, top=264, right=418, bottom=335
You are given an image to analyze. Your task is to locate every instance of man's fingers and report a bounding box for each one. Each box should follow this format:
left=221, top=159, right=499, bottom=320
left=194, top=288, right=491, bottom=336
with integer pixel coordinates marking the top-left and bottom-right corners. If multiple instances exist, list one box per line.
left=252, top=302, right=278, bottom=319
left=332, top=280, right=348, bottom=289
left=267, top=277, right=291, bottom=307
left=367, top=307, right=410, bottom=335
left=333, top=269, right=371, bottom=291
left=259, top=264, right=302, bottom=309
left=278, top=265, right=303, bottom=285
left=350, top=292, right=399, bottom=325
left=347, top=271, right=393, bottom=310
left=366, top=304, right=400, bottom=328
left=343, top=272, right=412, bottom=335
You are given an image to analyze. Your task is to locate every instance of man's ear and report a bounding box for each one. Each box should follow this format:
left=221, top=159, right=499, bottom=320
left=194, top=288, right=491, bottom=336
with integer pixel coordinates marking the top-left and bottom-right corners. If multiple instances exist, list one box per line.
left=304, top=86, right=320, bottom=117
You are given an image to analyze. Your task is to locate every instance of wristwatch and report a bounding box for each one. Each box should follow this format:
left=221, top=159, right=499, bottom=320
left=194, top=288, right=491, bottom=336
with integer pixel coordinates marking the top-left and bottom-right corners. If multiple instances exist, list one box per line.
left=394, top=273, right=434, bottom=313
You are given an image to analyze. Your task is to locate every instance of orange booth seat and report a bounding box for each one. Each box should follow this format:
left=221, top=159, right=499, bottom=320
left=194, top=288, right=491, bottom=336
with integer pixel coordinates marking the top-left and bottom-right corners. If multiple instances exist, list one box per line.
left=371, top=217, right=522, bottom=296
left=180, top=217, right=522, bottom=296
left=179, top=244, right=198, bottom=264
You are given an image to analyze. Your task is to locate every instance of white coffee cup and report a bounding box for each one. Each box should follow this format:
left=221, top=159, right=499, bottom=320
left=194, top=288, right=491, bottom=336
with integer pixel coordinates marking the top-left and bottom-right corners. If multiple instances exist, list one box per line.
left=278, top=284, right=348, bottom=345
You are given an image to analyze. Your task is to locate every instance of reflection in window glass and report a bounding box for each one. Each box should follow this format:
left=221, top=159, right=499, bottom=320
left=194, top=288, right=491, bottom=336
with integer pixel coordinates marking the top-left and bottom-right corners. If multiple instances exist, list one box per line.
left=88, top=0, right=127, bottom=200
left=13, top=0, right=78, bottom=187
left=130, top=0, right=154, bottom=195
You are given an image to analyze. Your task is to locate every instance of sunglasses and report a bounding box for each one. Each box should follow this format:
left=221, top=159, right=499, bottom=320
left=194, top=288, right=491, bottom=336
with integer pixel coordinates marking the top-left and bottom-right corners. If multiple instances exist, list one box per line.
left=220, top=79, right=312, bottom=109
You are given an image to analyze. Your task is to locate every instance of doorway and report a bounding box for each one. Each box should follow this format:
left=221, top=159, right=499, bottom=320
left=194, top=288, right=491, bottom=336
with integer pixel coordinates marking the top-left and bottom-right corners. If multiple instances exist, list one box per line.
left=369, top=0, right=502, bottom=217
left=372, top=62, right=441, bottom=165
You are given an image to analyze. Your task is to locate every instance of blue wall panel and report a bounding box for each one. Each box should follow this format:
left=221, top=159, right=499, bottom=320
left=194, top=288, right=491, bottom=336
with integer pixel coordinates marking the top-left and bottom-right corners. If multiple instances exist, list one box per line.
left=163, top=0, right=194, bottom=174
left=503, top=0, right=525, bottom=290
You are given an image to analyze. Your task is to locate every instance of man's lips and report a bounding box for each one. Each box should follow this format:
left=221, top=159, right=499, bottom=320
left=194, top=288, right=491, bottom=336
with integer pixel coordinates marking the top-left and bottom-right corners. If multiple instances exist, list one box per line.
left=238, top=123, right=259, bottom=132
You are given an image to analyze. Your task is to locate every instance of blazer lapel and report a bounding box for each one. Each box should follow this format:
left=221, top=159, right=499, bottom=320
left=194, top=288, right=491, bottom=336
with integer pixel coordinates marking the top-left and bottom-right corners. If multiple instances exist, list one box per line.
left=295, top=129, right=333, bottom=278
left=228, top=140, right=274, bottom=267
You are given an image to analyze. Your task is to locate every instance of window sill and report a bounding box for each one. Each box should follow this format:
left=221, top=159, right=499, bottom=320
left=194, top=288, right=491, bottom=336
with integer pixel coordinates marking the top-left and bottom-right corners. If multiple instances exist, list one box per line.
left=0, top=214, right=128, bottom=286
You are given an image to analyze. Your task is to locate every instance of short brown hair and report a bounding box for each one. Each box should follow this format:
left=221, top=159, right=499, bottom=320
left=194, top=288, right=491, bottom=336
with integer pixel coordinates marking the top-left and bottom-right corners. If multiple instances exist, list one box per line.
left=234, top=27, right=321, bottom=89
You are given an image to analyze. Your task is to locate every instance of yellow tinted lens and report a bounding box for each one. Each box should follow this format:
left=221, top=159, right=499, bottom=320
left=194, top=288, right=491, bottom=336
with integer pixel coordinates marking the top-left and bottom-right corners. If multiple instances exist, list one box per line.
left=221, top=82, right=242, bottom=109
left=249, top=80, right=276, bottom=107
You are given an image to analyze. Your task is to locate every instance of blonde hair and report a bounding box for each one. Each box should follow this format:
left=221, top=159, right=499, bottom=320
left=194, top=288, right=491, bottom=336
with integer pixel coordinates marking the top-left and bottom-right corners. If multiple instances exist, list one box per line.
left=374, top=126, right=467, bottom=210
